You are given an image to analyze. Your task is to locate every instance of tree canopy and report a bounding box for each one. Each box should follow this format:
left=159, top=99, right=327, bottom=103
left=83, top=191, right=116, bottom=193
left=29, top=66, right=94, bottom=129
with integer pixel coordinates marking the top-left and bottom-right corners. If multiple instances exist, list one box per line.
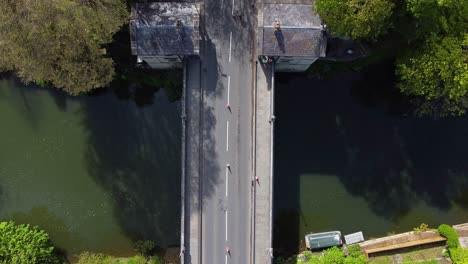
left=396, top=0, right=468, bottom=116
left=0, top=0, right=128, bottom=95
left=406, top=0, right=468, bottom=39
left=0, top=221, right=60, bottom=264
left=314, top=0, right=395, bottom=40
left=314, top=0, right=468, bottom=117
left=397, top=35, right=468, bottom=116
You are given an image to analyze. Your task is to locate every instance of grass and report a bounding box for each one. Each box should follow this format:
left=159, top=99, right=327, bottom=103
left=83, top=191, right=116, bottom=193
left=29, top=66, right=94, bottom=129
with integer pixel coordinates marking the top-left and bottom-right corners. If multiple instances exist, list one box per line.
left=369, top=245, right=445, bottom=264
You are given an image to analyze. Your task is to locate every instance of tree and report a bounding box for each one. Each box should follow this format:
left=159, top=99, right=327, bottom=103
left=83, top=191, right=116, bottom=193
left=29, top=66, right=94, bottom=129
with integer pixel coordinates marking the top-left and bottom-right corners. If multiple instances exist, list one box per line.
left=0, top=221, right=60, bottom=264
left=0, top=0, right=128, bottom=95
left=396, top=35, right=468, bottom=116
left=406, top=0, right=468, bottom=40
left=314, top=0, right=395, bottom=40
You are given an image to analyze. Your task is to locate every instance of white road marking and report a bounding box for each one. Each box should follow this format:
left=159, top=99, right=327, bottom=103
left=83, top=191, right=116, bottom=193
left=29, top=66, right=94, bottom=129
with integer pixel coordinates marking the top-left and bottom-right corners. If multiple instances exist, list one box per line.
left=227, top=75, right=231, bottom=104
left=225, top=210, right=228, bottom=241
left=225, top=166, right=229, bottom=197
left=226, top=121, right=229, bottom=152
left=231, top=0, right=235, bottom=15
left=229, top=32, right=232, bottom=62
left=225, top=255, right=228, bottom=264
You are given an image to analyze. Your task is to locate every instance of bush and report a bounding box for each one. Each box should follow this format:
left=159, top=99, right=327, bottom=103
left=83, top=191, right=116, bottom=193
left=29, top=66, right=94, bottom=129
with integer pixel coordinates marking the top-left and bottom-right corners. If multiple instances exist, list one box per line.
left=450, top=247, right=468, bottom=264
left=77, top=252, right=164, bottom=264
left=149, top=255, right=164, bottom=264
left=276, top=246, right=368, bottom=264
left=345, top=245, right=367, bottom=264
left=438, top=224, right=460, bottom=249
left=414, top=223, right=431, bottom=233
left=134, top=240, right=156, bottom=257
left=126, top=255, right=147, bottom=264
left=76, top=252, right=115, bottom=264
left=0, top=221, right=60, bottom=264
left=321, top=247, right=345, bottom=264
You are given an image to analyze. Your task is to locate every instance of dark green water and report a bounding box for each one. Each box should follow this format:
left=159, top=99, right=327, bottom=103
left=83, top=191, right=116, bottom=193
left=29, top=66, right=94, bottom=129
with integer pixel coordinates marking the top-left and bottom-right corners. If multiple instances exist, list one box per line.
left=273, top=63, right=468, bottom=256
left=0, top=76, right=181, bottom=257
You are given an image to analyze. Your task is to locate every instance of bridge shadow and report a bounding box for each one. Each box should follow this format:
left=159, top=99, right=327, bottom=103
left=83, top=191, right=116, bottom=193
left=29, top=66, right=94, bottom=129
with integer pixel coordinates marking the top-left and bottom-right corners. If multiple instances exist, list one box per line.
left=273, top=62, right=468, bottom=257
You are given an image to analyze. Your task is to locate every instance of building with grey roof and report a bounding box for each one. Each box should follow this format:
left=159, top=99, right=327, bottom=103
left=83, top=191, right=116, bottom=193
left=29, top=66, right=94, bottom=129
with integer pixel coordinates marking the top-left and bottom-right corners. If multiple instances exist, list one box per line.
left=130, top=2, right=199, bottom=69
left=260, top=2, right=327, bottom=72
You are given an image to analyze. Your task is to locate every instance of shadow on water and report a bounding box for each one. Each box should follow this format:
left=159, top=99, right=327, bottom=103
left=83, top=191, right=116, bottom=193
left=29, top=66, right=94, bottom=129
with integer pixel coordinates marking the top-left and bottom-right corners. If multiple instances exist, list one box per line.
left=81, top=90, right=182, bottom=248
left=273, top=62, right=468, bottom=256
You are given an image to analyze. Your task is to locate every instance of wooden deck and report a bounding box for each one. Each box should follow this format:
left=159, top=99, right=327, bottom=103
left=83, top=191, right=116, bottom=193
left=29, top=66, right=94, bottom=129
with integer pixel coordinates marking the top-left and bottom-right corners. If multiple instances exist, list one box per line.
left=359, top=231, right=447, bottom=258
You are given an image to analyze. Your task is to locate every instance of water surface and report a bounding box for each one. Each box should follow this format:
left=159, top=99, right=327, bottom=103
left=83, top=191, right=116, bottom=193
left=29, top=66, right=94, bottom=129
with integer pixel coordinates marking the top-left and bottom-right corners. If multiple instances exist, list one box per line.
left=273, top=64, right=468, bottom=256
left=0, top=76, right=181, bottom=257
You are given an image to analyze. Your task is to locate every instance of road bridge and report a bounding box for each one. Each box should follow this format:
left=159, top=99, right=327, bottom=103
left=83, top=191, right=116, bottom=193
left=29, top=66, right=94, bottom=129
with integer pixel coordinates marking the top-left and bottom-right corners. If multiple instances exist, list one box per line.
left=181, top=0, right=275, bottom=263
left=130, top=1, right=326, bottom=263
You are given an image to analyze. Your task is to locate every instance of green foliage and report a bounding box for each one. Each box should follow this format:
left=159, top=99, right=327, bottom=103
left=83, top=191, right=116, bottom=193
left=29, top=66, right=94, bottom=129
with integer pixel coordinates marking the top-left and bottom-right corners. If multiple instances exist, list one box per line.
left=0, top=221, right=60, bottom=264
left=126, top=255, right=147, bottom=264
left=450, top=247, right=468, bottom=264
left=413, top=223, right=431, bottom=233
left=397, top=0, right=468, bottom=117
left=437, top=224, right=468, bottom=264
left=134, top=240, right=156, bottom=257
left=275, top=246, right=368, bottom=264
left=0, top=0, right=128, bottom=95
left=77, top=251, right=115, bottom=264
left=438, top=224, right=460, bottom=249
left=396, top=34, right=468, bottom=117
left=314, top=0, right=395, bottom=40
left=149, top=255, right=164, bottom=264
left=77, top=251, right=162, bottom=264
left=313, top=0, right=468, bottom=117
left=406, top=0, right=468, bottom=40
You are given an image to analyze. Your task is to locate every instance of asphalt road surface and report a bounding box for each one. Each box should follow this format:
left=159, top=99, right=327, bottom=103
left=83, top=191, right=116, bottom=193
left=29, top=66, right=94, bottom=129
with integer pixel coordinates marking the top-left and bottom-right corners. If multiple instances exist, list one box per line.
left=199, top=0, right=255, bottom=263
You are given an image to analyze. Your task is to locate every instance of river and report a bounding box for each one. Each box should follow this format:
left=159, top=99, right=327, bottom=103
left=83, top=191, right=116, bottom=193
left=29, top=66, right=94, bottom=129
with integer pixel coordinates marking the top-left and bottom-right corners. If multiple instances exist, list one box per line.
left=273, top=62, right=468, bottom=256
left=0, top=75, right=181, bottom=258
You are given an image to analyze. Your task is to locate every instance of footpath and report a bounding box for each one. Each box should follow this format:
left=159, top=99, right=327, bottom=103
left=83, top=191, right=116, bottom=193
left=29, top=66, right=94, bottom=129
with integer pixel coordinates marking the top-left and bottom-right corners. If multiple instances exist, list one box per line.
left=254, top=61, right=274, bottom=264
left=253, top=0, right=275, bottom=262
left=181, top=57, right=201, bottom=264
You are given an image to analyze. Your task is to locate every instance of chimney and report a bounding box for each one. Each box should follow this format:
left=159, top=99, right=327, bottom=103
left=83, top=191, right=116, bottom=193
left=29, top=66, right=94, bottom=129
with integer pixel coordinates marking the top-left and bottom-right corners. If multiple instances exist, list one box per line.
left=176, top=19, right=183, bottom=31
left=274, top=20, right=281, bottom=31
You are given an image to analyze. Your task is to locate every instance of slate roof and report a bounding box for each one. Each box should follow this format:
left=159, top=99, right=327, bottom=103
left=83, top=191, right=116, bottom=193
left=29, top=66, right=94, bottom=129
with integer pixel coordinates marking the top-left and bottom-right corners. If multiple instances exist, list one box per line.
left=131, top=2, right=199, bottom=56
left=262, top=3, right=326, bottom=57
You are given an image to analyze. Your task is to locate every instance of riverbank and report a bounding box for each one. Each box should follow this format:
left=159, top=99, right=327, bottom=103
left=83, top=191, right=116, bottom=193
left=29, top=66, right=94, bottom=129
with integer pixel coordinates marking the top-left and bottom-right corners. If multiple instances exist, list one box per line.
left=276, top=223, right=468, bottom=264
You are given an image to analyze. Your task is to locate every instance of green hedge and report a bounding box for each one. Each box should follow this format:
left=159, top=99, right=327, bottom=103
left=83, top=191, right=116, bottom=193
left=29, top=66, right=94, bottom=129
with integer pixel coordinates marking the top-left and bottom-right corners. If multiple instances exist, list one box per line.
left=438, top=224, right=460, bottom=249
left=450, top=247, right=468, bottom=264
left=437, top=224, right=468, bottom=264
